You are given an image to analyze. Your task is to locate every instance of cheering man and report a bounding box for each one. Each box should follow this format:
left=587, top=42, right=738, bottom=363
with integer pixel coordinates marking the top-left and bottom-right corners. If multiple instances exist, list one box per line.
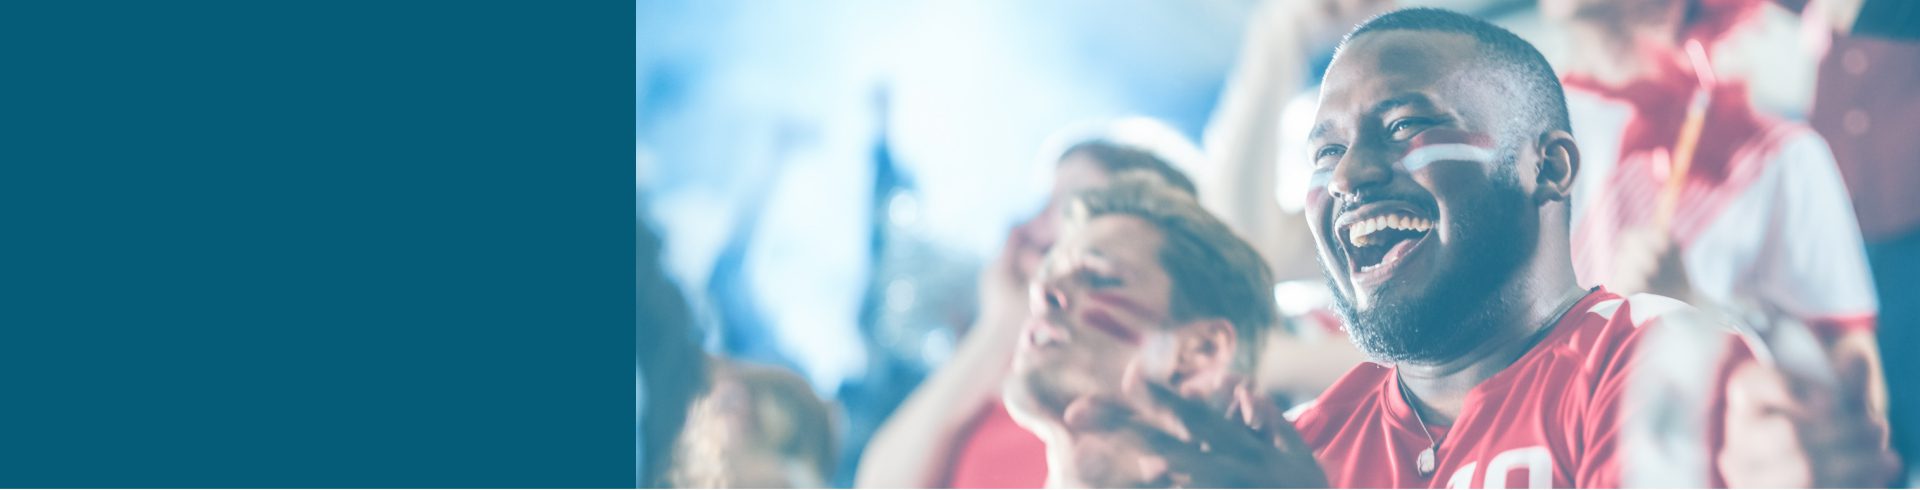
left=1000, top=176, right=1327, bottom=488
left=1049, top=8, right=1896, bottom=488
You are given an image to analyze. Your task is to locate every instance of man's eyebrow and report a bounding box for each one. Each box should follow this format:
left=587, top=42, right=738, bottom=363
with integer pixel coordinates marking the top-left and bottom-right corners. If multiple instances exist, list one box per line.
left=1367, top=93, right=1432, bottom=119
left=1308, top=93, right=1433, bottom=141
left=1309, top=120, right=1334, bottom=142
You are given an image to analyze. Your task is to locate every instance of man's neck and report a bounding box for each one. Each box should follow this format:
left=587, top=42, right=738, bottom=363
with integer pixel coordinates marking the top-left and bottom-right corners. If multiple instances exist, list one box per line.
left=1396, top=234, right=1587, bottom=425
left=1028, top=419, right=1080, bottom=488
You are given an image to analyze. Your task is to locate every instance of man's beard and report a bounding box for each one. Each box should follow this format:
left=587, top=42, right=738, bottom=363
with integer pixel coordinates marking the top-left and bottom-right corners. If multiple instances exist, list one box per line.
left=1326, top=157, right=1535, bottom=364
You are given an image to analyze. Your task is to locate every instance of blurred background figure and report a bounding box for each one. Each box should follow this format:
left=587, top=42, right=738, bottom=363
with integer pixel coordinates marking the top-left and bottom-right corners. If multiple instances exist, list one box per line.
left=640, top=210, right=708, bottom=488
left=857, top=121, right=1201, bottom=488
left=1779, top=0, right=1920, bottom=480
left=641, top=1, right=1255, bottom=485
left=670, top=359, right=839, bottom=488
left=1544, top=0, right=1885, bottom=418
left=1195, top=0, right=1396, bottom=412
left=1196, top=0, right=1390, bottom=283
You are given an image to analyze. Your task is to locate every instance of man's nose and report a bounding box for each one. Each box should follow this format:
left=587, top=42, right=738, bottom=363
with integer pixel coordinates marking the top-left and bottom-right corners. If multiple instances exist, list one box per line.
left=1328, top=145, right=1394, bottom=201
left=1032, top=275, right=1070, bottom=313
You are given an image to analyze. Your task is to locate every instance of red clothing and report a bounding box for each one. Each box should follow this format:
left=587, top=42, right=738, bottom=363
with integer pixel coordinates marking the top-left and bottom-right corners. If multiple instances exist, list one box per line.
left=1293, top=288, right=1743, bottom=488
left=941, top=401, right=1047, bottom=488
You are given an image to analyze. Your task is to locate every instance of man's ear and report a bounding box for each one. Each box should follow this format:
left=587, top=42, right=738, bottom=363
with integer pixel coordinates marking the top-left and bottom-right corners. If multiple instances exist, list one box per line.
left=1533, top=129, right=1580, bottom=204
left=1170, top=318, right=1238, bottom=397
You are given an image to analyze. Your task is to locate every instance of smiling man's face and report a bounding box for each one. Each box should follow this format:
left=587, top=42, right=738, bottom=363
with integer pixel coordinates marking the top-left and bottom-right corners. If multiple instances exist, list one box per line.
left=1306, top=30, right=1544, bottom=363
left=1006, top=213, right=1175, bottom=420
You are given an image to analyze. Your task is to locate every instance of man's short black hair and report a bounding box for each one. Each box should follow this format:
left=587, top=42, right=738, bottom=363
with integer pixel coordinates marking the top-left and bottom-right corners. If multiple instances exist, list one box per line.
left=1335, top=7, right=1572, bottom=138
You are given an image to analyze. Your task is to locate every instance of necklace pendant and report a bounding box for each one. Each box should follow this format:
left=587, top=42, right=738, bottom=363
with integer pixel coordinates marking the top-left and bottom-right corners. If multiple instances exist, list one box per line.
left=1416, top=446, right=1437, bottom=477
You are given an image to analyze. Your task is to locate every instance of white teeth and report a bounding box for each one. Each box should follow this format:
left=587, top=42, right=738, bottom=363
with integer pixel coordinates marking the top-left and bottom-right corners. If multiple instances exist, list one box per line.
left=1032, top=323, right=1070, bottom=346
left=1346, top=214, right=1433, bottom=248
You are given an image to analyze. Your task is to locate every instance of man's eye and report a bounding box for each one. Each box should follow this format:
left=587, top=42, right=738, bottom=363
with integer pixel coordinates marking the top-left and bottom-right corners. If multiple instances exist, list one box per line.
left=1388, top=118, right=1432, bottom=140
left=1087, top=273, right=1123, bottom=289
left=1314, top=145, right=1346, bottom=166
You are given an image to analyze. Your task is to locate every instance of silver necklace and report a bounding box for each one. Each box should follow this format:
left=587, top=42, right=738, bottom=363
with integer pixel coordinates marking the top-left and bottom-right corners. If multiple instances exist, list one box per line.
left=1397, top=378, right=1442, bottom=477
left=1395, top=287, right=1595, bottom=478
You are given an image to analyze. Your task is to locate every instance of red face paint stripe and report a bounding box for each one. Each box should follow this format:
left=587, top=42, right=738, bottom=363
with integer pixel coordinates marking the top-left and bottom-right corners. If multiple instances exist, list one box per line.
left=1305, top=184, right=1329, bottom=204
left=1086, top=292, right=1160, bottom=322
left=1080, top=309, right=1143, bottom=346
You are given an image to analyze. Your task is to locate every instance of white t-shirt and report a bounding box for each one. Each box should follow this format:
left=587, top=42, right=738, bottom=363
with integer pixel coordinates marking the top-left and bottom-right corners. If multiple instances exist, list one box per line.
left=1565, top=85, right=1878, bottom=333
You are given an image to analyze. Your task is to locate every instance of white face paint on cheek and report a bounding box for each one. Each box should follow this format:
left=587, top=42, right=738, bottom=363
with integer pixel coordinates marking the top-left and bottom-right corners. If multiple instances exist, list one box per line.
left=1398, top=143, right=1498, bottom=172
left=1398, top=128, right=1500, bottom=172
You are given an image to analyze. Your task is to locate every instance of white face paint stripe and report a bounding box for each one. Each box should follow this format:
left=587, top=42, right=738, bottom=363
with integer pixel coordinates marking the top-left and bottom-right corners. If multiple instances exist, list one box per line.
left=1306, top=143, right=1495, bottom=199
left=1400, top=143, right=1496, bottom=172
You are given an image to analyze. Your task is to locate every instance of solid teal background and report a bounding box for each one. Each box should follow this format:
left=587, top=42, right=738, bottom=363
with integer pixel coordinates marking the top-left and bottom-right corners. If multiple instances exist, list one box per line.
left=0, top=2, right=635, bottom=487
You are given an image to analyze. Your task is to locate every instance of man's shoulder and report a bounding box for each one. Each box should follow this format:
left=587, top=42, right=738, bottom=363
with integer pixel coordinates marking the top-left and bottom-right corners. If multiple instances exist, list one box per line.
left=1287, top=362, right=1390, bottom=438
left=1578, top=291, right=1696, bottom=329
left=1562, top=290, right=1746, bottom=375
left=1568, top=289, right=1704, bottom=337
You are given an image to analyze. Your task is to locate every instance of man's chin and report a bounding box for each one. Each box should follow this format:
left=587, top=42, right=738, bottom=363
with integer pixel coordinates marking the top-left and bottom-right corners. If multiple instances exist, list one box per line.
left=1004, top=369, right=1108, bottom=429
left=1332, top=281, right=1465, bottom=363
left=1001, top=376, right=1066, bottom=437
left=1339, top=276, right=1417, bottom=318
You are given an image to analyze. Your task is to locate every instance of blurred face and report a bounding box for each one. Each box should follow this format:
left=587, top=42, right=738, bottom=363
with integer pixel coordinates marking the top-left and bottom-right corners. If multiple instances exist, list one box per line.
left=1006, top=214, right=1175, bottom=423
left=1540, top=0, right=1675, bottom=23
left=1012, top=152, right=1113, bottom=280
left=1306, top=31, right=1540, bottom=363
left=1539, top=0, right=1600, bottom=19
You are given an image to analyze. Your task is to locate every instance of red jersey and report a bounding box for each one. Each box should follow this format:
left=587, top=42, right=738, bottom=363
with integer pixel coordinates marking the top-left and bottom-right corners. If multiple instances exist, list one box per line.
left=1293, top=288, right=1739, bottom=488
left=941, top=401, right=1047, bottom=488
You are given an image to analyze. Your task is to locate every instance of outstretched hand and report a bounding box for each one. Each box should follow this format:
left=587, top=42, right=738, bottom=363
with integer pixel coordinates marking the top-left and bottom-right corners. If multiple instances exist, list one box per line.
left=1609, top=227, right=1694, bottom=302
left=1719, top=353, right=1898, bottom=488
left=1056, top=371, right=1326, bottom=488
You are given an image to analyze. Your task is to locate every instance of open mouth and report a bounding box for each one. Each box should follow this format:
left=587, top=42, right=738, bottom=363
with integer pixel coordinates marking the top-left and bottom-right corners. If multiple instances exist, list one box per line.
left=1024, top=317, right=1071, bottom=349
left=1340, top=210, right=1434, bottom=274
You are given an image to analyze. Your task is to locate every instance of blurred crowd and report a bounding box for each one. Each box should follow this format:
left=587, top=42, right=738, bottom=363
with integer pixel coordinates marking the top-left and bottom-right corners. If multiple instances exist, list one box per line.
left=639, top=0, right=1920, bottom=487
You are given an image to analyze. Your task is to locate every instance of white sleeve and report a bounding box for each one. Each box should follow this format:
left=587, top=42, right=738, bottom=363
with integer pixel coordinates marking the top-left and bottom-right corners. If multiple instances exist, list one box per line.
left=1738, top=130, right=1878, bottom=324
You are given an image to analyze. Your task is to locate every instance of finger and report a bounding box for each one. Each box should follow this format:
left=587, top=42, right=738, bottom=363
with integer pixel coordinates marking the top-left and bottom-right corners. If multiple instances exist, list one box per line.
left=1813, top=447, right=1901, bottom=488
left=1143, top=381, right=1269, bottom=454
left=1140, top=381, right=1214, bottom=430
left=1065, top=393, right=1136, bottom=432
left=1119, top=361, right=1191, bottom=441
left=1726, top=359, right=1807, bottom=417
left=1115, top=417, right=1207, bottom=462
left=1835, top=351, right=1875, bottom=416
left=1178, top=460, right=1270, bottom=488
left=1232, top=384, right=1313, bottom=453
left=1232, top=384, right=1261, bottom=429
left=1267, top=408, right=1316, bottom=455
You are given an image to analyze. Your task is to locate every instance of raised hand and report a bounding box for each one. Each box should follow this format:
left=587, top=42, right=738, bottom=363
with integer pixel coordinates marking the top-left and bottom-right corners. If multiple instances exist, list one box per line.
left=1057, top=376, right=1325, bottom=488
left=1608, top=227, right=1694, bottom=302
left=1719, top=353, right=1898, bottom=488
